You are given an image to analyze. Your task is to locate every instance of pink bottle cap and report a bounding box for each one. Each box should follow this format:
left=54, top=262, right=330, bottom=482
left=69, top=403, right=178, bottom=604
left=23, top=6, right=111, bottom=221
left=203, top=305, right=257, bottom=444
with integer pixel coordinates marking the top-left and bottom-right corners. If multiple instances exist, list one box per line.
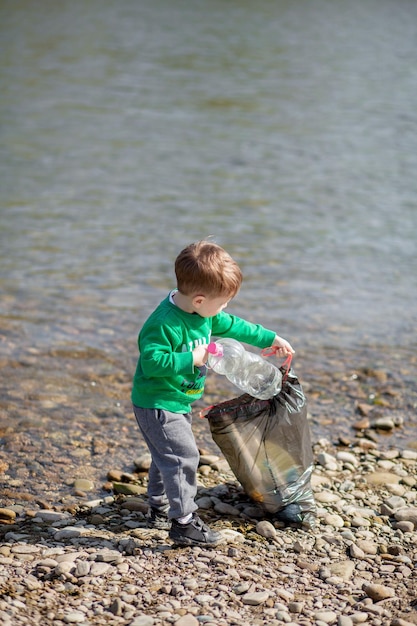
left=208, top=342, right=223, bottom=356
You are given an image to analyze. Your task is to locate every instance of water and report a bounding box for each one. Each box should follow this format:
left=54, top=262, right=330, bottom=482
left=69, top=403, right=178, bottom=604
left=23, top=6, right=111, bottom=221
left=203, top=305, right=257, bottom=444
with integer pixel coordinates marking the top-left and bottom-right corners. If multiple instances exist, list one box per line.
left=1, top=0, right=417, bottom=456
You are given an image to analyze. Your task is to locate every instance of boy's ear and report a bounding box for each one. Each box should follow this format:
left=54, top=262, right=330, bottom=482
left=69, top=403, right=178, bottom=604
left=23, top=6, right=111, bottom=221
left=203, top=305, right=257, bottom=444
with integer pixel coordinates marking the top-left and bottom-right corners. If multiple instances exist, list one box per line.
left=192, top=295, right=206, bottom=309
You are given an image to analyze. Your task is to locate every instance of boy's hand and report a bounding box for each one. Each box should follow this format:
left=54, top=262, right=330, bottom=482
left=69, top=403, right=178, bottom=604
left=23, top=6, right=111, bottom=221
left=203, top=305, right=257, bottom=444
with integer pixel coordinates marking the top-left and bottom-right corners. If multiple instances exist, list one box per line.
left=192, top=344, right=209, bottom=367
left=271, top=335, right=295, bottom=357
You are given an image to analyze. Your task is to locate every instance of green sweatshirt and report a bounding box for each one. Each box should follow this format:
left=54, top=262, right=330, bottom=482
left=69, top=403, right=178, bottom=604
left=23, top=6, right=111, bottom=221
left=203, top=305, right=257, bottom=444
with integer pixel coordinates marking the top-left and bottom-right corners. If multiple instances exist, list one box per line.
left=131, top=292, right=276, bottom=413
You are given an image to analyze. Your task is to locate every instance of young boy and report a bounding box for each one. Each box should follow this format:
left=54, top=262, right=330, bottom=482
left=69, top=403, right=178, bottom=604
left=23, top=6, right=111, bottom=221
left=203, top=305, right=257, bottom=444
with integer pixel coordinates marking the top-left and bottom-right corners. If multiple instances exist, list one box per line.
left=132, top=240, right=294, bottom=547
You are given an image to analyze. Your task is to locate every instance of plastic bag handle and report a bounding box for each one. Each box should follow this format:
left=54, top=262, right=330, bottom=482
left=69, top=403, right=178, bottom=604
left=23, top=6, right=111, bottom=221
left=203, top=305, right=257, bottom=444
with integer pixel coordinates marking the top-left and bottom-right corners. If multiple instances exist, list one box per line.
left=261, top=347, right=292, bottom=381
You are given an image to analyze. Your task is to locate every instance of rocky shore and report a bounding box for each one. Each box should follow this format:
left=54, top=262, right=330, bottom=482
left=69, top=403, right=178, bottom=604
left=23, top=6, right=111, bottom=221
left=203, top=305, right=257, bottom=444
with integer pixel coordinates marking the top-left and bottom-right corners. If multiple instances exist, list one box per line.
left=1, top=340, right=417, bottom=625
left=1, top=438, right=416, bottom=626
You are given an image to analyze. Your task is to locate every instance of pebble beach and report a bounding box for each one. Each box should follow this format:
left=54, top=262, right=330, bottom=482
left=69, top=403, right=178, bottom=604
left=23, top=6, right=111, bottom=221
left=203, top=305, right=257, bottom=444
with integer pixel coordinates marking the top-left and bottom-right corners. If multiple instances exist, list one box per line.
left=1, top=351, right=417, bottom=626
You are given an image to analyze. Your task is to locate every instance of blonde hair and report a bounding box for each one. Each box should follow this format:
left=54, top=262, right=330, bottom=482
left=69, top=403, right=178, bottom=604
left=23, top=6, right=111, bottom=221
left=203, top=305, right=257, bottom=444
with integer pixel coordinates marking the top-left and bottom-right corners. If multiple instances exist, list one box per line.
left=175, top=241, right=242, bottom=298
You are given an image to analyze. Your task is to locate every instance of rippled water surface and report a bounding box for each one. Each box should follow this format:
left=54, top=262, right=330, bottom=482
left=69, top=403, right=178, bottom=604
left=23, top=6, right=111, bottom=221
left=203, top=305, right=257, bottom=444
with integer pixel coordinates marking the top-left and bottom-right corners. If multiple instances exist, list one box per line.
left=1, top=0, right=417, bottom=462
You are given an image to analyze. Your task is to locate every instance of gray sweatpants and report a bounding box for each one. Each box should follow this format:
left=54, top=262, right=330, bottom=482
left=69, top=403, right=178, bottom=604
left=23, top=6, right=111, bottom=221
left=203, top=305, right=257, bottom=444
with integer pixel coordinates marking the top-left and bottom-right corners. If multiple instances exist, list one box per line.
left=133, top=405, right=199, bottom=520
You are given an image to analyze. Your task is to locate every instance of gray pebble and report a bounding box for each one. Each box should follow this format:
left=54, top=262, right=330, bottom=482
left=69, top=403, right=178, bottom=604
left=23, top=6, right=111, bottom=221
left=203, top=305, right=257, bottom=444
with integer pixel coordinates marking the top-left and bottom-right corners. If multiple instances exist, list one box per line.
left=63, top=612, right=86, bottom=623
left=242, top=591, right=270, bottom=605
left=53, top=527, right=83, bottom=540
left=314, top=611, right=338, bottom=624
left=129, top=616, right=155, bottom=626
left=75, top=561, right=91, bottom=577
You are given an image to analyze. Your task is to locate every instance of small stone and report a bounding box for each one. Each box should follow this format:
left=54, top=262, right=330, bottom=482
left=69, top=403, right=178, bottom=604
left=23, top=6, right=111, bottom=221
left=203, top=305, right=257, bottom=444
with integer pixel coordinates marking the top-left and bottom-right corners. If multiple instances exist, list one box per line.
left=183, top=578, right=199, bottom=590
left=199, top=454, right=221, bottom=466
left=0, top=508, right=17, bottom=521
left=317, top=452, right=339, bottom=470
left=362, top=583, right=396, bottom=601
left=242, top=591, right=270, bottom=605
left=353, top=417, right=370, bottom=429
left=394, top=520, right=414, bottom=533
left=315, top=491, right=340, bottom=504
left=319, top=567, right=332, bottom=581
left=107, top=469, right=123, bottom=481
left=297, top=559, right=319, bottom=572
left=37, top=558, right=59, bottom=568
left=54, top=527, right=83, bottom=540
left=356, top=540, right=378, bottom=555
left=63, top=612, right=86, bottom=623
left=218, top=529, right=245, bottom=543
left=112, top=482, right=146, bottom=495
left=394, top=507, right=417, bottom=527
left=378, top=459, right=395, bottom=470
left=276, top=588, right=294, bottom=602
left=357, top=439, right=377, bottom=451
left=73, top=478, right=94, bottom=492
left=211, top=458, right=231, bottom=472
left=11, top=544, right=41, bottom=554
left=288, top=601, right=304, bottom=613
left=351, top=516, right=370, bottom=528
left=198, top=465, right=211, bottom=476
left=75, top=561, right=91, bottom=577
left=314, top=611, right=338, bottom=624
left=276, top=611, right=290, bottom=622
left=129, top=616, right=155, bottom=626
left=90, top=562, right=111, bottom=576
left=402, top=475, right=417, bottom=487
left=36, top=510, right=70, bottom=522
left=323, top=513, right=345, bottom=528
left=338, top=617, right=353, bottom=626
left=384, top=495, right=407, bottom=509
left=175, top=616, right=199, bottom=626
left=56, top=552, right=82, bottom=564
left=365, top=472, right=401, bottom=485
left=25, top=575, right=42, bottom=590
left=357, top=403, right=375, bottom=417
left=242, top=504, right=264, bottom=518
left=336, top=451, right=358, bottom=466
left=122, top=498, right=148, bottom=512
left=109, top=597, right=123, bottom=616
left=292, top=540, right=306, bottom=553
left=133, top=454, right=152, bottom=471
left=54, top=562, right=74, bottom=576
left=213, top=502, right=240, bottom=516
left=401, top=449, right=417, bottom=460
left=350, top=612, right=369, bottom=623
left=380, top=449, right=400, bottom=460
left=328, top=560, right=355, bottom=581
left=195, top=496, right=214, bottom=509
left=194, top=594, right=215, bottom=605
left=233, top=582, right=250, bottom=594
left=372, top=417, right=395, bottom=431
left=256, top=520, right=277, bottom=540
left=350, top=544, right=365, bottom=559
left=385, top=483, right=406, bottom=496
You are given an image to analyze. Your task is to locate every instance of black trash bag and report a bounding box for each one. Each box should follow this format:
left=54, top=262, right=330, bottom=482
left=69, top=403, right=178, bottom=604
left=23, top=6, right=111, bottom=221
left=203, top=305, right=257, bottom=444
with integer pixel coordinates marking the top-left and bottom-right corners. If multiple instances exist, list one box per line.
left=201, top=365, right=316, bottom=529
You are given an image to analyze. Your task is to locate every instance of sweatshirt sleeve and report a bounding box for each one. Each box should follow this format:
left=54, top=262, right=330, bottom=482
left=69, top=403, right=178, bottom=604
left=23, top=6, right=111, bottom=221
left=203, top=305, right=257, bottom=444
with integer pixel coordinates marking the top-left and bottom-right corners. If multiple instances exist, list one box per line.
left=139, top=323, right=194, bottom=378
left=211, top=312, right=276, bottom=348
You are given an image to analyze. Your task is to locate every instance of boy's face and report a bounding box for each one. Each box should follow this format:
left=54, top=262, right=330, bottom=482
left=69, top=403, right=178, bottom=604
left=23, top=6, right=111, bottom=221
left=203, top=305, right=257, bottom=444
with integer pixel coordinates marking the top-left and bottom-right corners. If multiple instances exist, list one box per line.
left=192, top=294, right=231, bottom=318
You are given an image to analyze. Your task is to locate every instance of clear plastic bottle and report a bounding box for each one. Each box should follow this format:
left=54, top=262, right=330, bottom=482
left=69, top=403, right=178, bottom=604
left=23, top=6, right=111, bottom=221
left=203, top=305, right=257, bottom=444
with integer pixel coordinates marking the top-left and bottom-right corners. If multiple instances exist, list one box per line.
left=207, top=338, right=282, bottom=400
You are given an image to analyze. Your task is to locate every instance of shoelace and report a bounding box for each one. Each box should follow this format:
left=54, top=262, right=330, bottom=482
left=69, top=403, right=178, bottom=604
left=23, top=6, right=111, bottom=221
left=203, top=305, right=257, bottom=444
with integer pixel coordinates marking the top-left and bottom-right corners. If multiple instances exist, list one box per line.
left=193, top=515, right=209, bottom=531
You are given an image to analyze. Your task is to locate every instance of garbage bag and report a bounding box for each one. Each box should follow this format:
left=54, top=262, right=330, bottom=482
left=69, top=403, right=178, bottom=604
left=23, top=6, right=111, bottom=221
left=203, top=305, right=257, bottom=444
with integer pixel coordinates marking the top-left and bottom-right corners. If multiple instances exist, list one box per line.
left=202, top=365, right=316, bottom=529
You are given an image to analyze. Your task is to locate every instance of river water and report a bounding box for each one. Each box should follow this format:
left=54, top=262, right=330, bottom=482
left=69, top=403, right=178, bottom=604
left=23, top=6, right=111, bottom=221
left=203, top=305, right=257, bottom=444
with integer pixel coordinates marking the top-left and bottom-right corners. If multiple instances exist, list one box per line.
left=1, top=0, right=417, bottom=472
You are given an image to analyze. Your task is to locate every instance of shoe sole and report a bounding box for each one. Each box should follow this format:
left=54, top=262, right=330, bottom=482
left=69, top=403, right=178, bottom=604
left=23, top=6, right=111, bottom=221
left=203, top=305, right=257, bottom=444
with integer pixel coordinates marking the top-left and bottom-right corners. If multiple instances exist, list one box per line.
left=169, top=534, right=223, bottom=547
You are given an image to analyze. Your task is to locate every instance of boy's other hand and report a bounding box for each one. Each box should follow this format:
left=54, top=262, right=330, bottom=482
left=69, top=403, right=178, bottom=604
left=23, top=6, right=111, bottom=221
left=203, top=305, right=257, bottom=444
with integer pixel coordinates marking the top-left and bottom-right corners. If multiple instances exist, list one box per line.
left=271, top=335, right=295, bottom=357
left=192, top=344, right=209, bottom=367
